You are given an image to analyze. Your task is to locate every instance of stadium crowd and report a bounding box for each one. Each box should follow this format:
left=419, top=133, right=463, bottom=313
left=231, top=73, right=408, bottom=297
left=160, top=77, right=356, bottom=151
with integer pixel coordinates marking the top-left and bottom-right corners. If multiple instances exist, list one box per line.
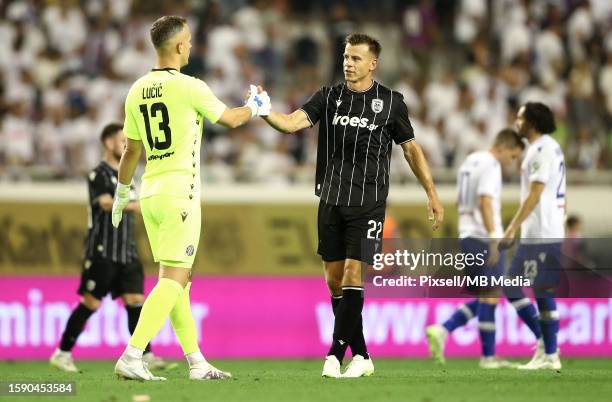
left=0, top=0, right=611, bottom=183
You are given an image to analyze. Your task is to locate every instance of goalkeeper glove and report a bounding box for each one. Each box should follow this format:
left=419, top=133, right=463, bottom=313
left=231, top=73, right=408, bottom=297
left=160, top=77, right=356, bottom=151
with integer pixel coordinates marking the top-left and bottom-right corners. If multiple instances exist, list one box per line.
left=245, top=84, right=271, bottom=117
left=111, top=182, right=131, bottom=228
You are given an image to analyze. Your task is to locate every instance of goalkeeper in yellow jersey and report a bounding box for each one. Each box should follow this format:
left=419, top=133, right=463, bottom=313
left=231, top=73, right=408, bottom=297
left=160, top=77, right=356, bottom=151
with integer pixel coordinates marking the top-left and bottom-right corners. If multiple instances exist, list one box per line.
left=111, top=15, right=270, bottom=381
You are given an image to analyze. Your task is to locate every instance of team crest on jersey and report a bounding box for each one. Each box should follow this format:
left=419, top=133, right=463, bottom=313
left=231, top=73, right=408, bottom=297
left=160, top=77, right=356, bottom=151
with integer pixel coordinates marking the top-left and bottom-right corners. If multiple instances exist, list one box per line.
left=371, top=99, right=384, bottom=113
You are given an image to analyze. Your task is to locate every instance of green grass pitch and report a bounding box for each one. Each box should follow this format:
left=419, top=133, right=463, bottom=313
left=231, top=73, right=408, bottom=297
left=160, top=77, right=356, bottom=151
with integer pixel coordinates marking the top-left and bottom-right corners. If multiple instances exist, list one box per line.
left=2, top=359, right=612, bottom=402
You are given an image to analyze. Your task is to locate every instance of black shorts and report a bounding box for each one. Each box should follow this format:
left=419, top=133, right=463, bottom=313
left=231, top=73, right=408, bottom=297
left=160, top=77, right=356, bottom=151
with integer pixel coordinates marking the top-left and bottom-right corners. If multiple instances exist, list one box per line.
left=317, top=199, right=386, bottom=264
left=78, top=252, right=144, bottom=300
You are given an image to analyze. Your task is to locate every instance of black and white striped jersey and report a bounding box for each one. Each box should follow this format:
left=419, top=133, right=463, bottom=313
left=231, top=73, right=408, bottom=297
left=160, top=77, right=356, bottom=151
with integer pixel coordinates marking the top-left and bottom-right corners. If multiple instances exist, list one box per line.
left=300, top=81, right=415, bottom=207
left=85, top=161, right=139, bottom=264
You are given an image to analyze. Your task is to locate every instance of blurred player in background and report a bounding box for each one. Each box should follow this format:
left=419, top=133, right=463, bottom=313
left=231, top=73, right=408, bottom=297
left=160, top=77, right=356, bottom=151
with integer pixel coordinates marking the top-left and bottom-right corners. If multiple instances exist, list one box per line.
left=426, top=129, right=524, bottom=368
left=50, top=123, right=171, bottom=373
left=111, top=16, right=270, bottom=381
left=501, top=102, right=565, bottom=370
left=260, top=33, right=444, bottom=378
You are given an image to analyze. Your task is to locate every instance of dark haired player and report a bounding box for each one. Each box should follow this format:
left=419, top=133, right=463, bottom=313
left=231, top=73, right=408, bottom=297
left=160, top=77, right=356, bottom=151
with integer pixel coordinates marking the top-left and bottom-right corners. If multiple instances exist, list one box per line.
left=500, top=102, right=565, bottom=370
left=260, top=33, right=444, bottom=377
left=50, top=123, right=171, bottom=373
left=426, top=129, right=524, bottom=369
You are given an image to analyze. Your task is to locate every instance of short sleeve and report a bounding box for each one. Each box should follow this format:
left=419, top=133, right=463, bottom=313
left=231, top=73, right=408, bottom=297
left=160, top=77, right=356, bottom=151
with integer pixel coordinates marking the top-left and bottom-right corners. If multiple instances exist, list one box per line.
left=299, top=87, right=326, bottom=127
left=123, top=104, right=140, bottom=141
left=390, top=94, right=415, bottom=145
left=190, top=78, right=227, bottom=123
left=88, top=169, right=113, bottom=202
left=528, top=146, right=553, bottom=184
left=477, top=163, right=500, bottom=197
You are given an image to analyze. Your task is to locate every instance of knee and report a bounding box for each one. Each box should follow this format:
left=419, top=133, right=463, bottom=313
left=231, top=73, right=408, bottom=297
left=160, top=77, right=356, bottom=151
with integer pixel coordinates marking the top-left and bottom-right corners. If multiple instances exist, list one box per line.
left=342, top=260, right=363, bottom=285
left=122, top=294, right=145, bottom=306
left=80, top=294, right=101, bottom=311
left=479, top=297, right=499, bottom=305
left=326, top=277, right=342, bottom=296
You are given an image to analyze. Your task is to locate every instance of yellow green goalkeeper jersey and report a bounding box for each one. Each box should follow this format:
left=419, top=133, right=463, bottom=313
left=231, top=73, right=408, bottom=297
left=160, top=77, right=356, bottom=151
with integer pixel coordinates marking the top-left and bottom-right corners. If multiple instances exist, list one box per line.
left=123, top=68, right=227, bottom=200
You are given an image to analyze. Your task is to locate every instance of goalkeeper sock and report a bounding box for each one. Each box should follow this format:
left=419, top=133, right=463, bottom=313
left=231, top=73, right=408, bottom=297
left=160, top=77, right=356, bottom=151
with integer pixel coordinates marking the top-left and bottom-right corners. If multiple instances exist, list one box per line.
left=125, top=303, right=151, bottom=354
left=127, top=278, right=184, bottom=352
left=170, top=282, right=200, bottom=356
left=442, top=299, right=478, bottom=332
left=59, top=303, right=95, bottom=352
left=328, top=287, right=364, bottom=364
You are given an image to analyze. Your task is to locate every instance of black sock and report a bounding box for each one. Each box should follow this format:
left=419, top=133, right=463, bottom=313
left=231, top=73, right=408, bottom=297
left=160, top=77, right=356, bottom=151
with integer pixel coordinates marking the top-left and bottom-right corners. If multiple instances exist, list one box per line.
left=328, top=287, right=364, bottom=364
left=331, top=295, right=368, bottom=359
left=126, top=304, right=151, bottom=354
left=331, top=296, right=342, bottom=315
left=59, top=303, right=95, bottom=352
left=350, top=315, right=369, bottom=359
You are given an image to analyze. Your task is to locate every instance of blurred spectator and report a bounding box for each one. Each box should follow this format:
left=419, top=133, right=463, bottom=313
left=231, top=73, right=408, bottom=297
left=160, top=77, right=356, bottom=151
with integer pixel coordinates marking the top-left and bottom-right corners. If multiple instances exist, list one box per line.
left=0, top=0, right=611, bottom=184
left=567, top=126, right=603, bottom=170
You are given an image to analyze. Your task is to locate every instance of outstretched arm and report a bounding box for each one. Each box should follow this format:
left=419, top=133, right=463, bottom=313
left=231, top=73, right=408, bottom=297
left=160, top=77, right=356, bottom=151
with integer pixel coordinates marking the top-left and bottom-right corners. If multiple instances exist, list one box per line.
left=216, top=106, right=254, bottom=129
left=263, top=109, right=312, bottom=134
left=402, top=140, right=444, bottom=230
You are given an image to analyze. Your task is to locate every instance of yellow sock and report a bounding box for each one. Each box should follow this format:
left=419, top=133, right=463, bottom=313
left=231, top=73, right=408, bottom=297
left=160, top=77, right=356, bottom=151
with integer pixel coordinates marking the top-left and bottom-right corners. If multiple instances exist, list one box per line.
left=129, top=278, right=184, bottom=350
left=169, top=282, right=200, bottom=355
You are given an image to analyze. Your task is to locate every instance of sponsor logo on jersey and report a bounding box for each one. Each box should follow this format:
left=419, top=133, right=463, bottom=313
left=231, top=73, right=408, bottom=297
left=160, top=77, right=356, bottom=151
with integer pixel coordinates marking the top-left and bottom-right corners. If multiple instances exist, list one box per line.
left=332, top=114, right=378, bottom=130
left=147, top=151, right=175, bottom=161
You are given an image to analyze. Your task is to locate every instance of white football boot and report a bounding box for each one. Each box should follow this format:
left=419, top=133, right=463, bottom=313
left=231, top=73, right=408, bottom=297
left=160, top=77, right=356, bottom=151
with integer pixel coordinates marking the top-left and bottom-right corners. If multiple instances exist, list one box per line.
left=342, top=355, right=374, bottom=378
left=519, top=353, right=562, bottom=370
left=321, top=355, right=342, bottom=378
left=49, top=349, right=79, bottom=373
left=425, top=324, right=448, bottom=364
left=517, top=339, right=545, bottom=370
left=143, top=352, right=178, bottom=370
left=479, top=356, right=517, bottom=369
left=114, top=356, right=166, bottom=381
left=189, top=361, right=232, bottom=380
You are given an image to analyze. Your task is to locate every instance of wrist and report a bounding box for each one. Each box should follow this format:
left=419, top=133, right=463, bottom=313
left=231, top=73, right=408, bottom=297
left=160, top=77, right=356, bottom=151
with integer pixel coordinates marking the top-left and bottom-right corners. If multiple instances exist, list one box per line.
left=116, top=182, right=131, bottom=196
left=246, top=103, right=257, bottom=118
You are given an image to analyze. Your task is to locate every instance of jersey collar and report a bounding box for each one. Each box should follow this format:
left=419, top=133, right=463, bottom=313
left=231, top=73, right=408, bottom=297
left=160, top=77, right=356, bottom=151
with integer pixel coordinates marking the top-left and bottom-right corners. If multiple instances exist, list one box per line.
left=346, top=80, right=376, bottom=93
left=151, top=67, right=178, bottom=74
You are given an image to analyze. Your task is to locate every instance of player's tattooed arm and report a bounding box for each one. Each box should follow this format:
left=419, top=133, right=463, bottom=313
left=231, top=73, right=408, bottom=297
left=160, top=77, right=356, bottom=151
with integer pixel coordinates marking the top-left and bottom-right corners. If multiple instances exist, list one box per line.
left=500, top=181, right=545, bottom=248
left=401, top=140, right=444, bottom=230
left=263, top=110, right=312, bottom=134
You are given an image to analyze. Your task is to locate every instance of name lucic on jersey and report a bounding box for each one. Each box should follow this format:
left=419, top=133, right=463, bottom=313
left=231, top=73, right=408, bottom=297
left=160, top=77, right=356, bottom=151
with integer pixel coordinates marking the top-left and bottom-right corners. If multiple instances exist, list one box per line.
left=142, top=83, right=163, bottom=100
left=332, top=113, right=379, bottom=131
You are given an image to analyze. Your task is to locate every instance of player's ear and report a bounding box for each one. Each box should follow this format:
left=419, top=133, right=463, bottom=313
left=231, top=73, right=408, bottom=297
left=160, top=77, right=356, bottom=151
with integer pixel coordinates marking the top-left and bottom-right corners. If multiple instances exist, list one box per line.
left=370, top=58, right=378, bottom=72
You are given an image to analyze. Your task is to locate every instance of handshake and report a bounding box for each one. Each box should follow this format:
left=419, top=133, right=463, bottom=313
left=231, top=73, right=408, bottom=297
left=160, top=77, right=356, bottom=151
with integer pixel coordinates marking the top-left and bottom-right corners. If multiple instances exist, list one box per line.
left=245, top=84, right=271, bottom=118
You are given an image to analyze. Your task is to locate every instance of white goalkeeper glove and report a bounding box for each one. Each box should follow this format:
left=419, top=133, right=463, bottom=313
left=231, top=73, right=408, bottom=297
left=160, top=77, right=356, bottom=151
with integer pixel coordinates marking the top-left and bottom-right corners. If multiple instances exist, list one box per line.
left=111, top=182, right=131, bottom=228
left=245, top=84, right=271, bottom=117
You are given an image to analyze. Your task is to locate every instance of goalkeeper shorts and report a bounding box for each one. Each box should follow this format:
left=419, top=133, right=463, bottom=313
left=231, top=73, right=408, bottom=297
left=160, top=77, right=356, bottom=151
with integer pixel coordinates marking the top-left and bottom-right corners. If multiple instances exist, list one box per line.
left=140, top=195, right=201, bottom=269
